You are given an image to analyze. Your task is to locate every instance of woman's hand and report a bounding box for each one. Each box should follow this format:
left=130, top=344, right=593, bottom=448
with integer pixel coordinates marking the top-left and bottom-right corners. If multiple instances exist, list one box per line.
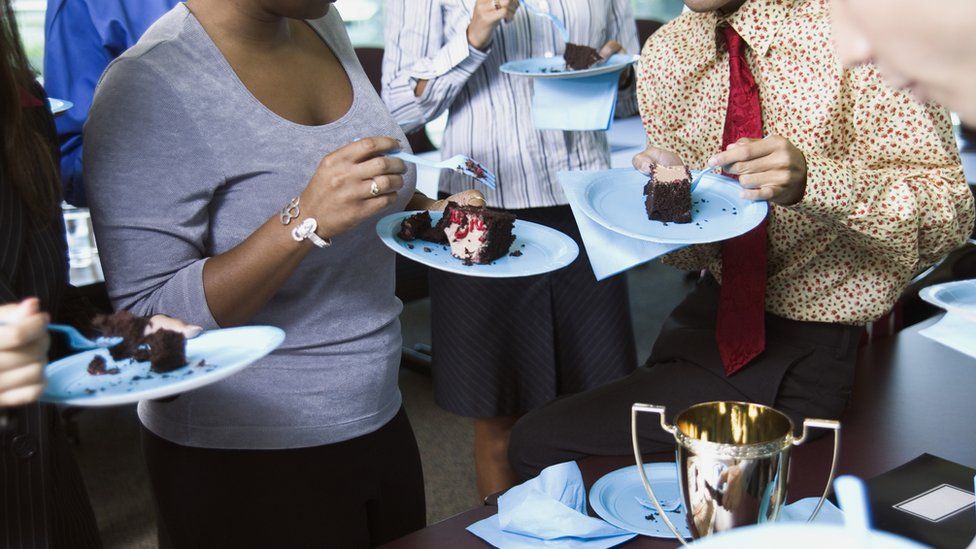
left=707, top=136, right=808, bottom=205
left=468, top=0, right=520, bottom=51
left=430, top=190, right=487, bottom=211
left=301, top=137, right=406, bottom=240
left=632, top=146, right=684, bottom=174
left=0, top=299, right=50, bottom=407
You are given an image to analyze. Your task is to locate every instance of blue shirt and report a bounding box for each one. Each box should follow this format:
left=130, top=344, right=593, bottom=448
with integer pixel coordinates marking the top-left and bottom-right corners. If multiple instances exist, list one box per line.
left=44, top=0, right=177, bottom=206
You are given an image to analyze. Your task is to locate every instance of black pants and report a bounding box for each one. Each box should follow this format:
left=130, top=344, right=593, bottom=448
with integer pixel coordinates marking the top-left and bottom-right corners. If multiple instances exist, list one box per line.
left=142, top=408, right=425, bottom=548
left=508, top=277, right=862, bottom=479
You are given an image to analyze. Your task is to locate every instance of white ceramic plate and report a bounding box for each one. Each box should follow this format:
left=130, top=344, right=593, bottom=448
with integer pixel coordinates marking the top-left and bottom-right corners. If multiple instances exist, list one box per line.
left=376, top=211, right=579, bottom=278
left=590, top=463, right=694, bottom=539
left=41, top=326, right=285, bottom=407
left=687, top=523, right=928, bottom=548
left=48, top=97, right=73, bottom=114
left=500, top=53, right=639, bottom=79
left=577, top=169, right=768, bottom=244
left=919, top=279, right=976, bottom=322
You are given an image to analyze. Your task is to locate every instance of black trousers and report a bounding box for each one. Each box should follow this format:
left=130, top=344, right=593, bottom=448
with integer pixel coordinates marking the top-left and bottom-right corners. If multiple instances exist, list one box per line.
left=142, top=408, right=426, bottom=548
left=508, top=277, right=862, bottom=479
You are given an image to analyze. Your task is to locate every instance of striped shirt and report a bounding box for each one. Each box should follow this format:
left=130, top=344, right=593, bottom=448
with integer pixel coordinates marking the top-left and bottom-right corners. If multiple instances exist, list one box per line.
left=383, top=0, right=640, bottom=209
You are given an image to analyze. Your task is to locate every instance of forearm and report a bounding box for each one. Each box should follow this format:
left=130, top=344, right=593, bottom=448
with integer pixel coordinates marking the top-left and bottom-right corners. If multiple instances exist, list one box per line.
left=202, top=213, right=314, bottom=327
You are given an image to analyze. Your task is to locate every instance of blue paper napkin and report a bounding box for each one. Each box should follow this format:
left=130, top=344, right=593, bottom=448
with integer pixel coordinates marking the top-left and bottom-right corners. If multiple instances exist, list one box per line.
left=467, top=462, right=637, bottom=548
left=919, top=312, right=976, bottom=359
left=533, top=70, right=622, bottom=131
left=559, top=169, right=684, bottom=280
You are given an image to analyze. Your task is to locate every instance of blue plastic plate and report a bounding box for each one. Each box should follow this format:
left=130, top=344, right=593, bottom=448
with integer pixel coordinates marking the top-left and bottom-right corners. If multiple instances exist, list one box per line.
left=41, top=326, right=285, bottom=407
left=687, top=523, right=927, bottom=548
left=376, top=211, right=579, bottom=278
left=589, top=463, right=693, bottom=540
left=577, top=169, right=768, bottom=244
left=500, top=53, right=639, bottom=79
left=48, top=97, right=73, bottom=114
left=920, top=279, right=976, bottom=322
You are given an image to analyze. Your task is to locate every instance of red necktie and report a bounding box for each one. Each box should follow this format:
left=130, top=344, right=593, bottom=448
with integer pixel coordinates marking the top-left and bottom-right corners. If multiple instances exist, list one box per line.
left=716, top=25, right=767, bottom=376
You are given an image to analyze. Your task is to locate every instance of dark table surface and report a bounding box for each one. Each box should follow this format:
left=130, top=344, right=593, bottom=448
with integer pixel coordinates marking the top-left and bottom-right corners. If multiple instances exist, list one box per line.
left=382, top=317, right=976, bottom=548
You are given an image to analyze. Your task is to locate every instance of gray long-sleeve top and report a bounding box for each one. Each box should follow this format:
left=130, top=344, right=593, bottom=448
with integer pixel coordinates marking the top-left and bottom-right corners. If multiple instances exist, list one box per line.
left=84, top=5, right=415, bottom=449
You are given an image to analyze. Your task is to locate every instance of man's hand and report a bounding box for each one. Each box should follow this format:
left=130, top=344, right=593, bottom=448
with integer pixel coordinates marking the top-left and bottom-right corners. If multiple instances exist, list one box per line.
left=468, top=0, right=520, bottom=51
left=632, top=146, right=684, bottom=174
left=708, top=135, right=808, bottom=205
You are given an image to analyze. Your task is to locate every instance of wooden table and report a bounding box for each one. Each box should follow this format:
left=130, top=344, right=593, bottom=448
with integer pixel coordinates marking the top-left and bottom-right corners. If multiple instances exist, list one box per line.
left=382, top=318, right=976, bottom=548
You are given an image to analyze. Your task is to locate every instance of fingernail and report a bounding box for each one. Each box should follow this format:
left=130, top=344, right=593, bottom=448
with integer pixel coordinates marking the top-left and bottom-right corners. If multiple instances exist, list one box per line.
left=186, top=326, right=203, bottom=338
left=707, top=156, right=718, bottom=167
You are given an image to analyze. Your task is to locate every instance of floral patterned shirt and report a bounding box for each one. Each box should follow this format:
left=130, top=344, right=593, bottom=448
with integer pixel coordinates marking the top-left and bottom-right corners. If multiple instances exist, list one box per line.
left=637, top=0, right=975, bottom=324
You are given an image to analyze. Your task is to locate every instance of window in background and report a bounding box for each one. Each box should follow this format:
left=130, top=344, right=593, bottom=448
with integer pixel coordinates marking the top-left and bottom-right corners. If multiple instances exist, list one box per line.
left=13, top=0, right=45, bottom=74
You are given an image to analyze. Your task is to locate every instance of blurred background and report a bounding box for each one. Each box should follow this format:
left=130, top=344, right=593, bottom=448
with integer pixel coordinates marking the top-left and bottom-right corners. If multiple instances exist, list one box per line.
left=13, top=0, right=686, bottom=74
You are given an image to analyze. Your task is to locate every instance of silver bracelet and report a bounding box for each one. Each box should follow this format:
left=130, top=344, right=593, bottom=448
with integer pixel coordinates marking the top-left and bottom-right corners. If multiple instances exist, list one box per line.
left=280, top=197, right=301, bottom=225
left=291, top=218, right=331, bottom=248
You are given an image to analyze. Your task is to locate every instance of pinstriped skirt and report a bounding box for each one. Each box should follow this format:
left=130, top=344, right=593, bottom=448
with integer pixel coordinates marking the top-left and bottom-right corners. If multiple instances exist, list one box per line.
left=429, top=205, right=638, bottom=418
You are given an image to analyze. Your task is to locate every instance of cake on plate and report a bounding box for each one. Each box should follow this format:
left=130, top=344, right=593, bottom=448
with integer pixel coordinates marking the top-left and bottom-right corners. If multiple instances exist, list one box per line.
left=644, top=163, right=693, bottom=224
left=91, top=311, right=188, bottom=373
left=563, top=43, right=602, bottom=70
left=398, top=203, right=517, bottom=265
left=437, top=202, right=516, bottom=265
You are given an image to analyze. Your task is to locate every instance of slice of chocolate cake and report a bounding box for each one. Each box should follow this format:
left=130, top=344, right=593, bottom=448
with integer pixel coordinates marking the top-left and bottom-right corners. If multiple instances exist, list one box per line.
left=92, top=311, right=189, bottom=373
left=644, top=164, right=693, bottom=224
left=398, top=211, right=448, bottom=244
left=142, top=330, right=187, bottom=373
left=435, top=202, right=516, bottom=265
left=93, top=310, right=150, bottom=360
left=564, top=43, right=602, bottom=70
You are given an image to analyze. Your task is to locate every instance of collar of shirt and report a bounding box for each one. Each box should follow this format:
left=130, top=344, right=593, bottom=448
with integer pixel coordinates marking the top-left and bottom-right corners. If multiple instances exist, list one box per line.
left=685, top=0, right=797, bottom=64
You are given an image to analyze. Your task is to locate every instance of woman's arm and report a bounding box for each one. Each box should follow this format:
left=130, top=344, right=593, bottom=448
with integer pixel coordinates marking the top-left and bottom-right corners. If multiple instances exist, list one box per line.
left=86, top=60, right=406, bottom=328
left=382, top=0, right=517, bottom=132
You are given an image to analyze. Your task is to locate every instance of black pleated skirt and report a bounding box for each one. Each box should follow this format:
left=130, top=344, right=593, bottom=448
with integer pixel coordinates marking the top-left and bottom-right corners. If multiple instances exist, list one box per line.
left=429, top=204, right=638, bottom=418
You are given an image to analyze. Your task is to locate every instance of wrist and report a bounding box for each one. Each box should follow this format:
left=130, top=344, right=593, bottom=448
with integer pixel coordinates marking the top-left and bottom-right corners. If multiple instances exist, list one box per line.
left=281, top=195, right=332, bottom=248
left=467, top=23, right=491, bottom=51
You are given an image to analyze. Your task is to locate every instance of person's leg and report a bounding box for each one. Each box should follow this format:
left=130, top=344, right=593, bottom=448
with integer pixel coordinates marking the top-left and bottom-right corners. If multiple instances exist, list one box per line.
left=142, top=426, right=373, bottom=548
left=473, top=416, right=520, bottom=498
left=508, top=358, right=752, bottom=479
left=366, top=409, right=427, bottom=546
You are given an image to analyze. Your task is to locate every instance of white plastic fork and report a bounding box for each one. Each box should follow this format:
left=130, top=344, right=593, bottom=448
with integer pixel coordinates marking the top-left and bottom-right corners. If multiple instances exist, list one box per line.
left=521, top=1, right=570, bottom=43
left=389, top=151, right=497, bottom=190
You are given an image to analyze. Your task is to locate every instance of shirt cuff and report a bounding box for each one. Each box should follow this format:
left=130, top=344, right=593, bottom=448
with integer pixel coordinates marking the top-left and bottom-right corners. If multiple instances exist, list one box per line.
left=789, top=153, right=856, bottom=222
left=410, top=30, right=490, bottom=81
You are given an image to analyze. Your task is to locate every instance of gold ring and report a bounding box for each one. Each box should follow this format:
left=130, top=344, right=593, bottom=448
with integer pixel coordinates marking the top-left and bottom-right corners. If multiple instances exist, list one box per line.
left=370, top=180, right=380, bottom=197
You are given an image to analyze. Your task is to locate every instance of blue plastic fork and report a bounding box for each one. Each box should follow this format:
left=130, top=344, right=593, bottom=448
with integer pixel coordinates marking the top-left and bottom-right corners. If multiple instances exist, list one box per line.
left=48, top=324, right=122, bottom=351
left=388, top=151, right=497, bottom=190
left=521, top=0, right=570, bottom=42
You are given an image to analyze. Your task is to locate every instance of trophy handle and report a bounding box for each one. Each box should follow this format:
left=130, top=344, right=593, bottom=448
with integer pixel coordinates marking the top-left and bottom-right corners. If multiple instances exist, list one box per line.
left=631, top=403, right=687, bottom=545
left=792, top=418, right=841, bottom=522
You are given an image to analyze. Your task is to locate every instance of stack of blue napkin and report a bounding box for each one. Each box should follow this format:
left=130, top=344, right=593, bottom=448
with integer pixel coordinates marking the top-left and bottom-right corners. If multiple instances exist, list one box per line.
left=559, top=169, right=684, bottom=280
left=467, top=462, right=637, bottom=548
left=532, top=70, right=624, bottom=132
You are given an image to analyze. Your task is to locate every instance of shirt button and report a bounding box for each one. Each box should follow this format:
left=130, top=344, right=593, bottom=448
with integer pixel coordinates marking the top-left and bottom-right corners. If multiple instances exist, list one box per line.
left=11, top=434, right=38, bottom=459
